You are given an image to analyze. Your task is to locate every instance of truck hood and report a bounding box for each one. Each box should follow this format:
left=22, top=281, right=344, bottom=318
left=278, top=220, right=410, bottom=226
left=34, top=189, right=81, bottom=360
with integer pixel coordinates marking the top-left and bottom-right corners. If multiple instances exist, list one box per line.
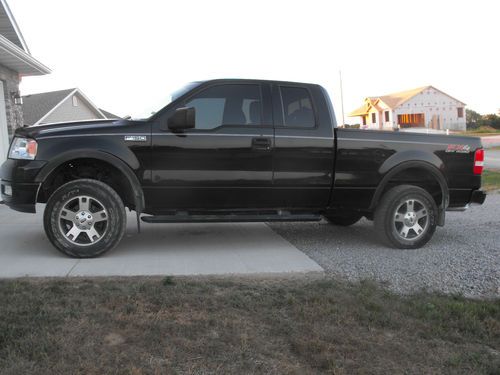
left=14, top=119, right=141, bottom=139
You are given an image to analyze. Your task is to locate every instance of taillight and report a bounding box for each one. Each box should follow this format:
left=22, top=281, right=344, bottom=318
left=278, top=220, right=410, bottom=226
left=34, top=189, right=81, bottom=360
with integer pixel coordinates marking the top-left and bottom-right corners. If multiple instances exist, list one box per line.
left=473, top=149, right=484, bottom=175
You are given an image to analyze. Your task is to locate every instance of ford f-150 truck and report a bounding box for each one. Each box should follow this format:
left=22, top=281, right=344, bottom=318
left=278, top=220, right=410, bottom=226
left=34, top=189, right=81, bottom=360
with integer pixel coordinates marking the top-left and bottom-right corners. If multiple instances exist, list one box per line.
left=0, top=79, right=486, bottom=257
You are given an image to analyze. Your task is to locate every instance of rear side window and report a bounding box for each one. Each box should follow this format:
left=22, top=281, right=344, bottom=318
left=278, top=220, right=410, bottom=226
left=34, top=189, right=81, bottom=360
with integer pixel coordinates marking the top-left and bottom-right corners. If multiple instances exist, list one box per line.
left=280, top=86, right=315, bottom=127
left=185, top=84, right=262, bottom=130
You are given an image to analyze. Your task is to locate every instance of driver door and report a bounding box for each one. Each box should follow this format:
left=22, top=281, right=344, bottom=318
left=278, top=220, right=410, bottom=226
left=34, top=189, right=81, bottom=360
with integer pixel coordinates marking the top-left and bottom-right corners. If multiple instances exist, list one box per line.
left=148, top=82, right=274, bottom=213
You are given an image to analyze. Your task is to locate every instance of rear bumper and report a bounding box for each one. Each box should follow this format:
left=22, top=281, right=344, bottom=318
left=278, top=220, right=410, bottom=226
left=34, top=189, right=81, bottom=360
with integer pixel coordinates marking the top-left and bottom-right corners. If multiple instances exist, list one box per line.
left=470, top=189, right=486, bottom=205
left=1, top=180, right=40, bottom=213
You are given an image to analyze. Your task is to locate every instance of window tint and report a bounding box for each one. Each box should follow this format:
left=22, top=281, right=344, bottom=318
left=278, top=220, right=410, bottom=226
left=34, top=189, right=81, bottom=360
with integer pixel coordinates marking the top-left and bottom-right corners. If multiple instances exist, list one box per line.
left=280, top=87, right=315, bottom=127
left=184, top=84, right=262, bottom=130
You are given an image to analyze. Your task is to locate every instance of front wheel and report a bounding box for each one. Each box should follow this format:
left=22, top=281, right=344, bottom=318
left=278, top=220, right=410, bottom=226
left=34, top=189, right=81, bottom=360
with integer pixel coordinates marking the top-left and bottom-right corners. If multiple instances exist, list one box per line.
left=43, top=179, right=126, bottom=258
left=374, top=185, right=437, bottom=249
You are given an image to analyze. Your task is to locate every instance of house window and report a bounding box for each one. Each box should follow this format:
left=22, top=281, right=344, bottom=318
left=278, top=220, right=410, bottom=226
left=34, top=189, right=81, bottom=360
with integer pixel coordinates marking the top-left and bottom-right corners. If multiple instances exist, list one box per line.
left=371, top=113, right=376, bottom=123
left=72, top=96, right=78, bottom=107
left=457, top=107, right=464, bottom=118
left=362, top=116, right=367, bottom=126
left=384, top=111, right=390, bottom=122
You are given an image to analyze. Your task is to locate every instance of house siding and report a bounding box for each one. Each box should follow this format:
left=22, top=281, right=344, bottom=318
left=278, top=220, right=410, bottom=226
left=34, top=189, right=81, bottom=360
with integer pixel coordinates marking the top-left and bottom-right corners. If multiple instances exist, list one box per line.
left=41, top=92, right=104, bottom=124
left=0, top=63, right=22, bottom=137
left=394, top=88, right=466, bottom=131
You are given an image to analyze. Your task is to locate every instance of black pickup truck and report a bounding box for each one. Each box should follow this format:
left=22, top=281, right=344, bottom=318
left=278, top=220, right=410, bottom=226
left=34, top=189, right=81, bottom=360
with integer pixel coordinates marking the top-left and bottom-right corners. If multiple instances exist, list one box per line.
left=0, top=79, right=486, bottom=257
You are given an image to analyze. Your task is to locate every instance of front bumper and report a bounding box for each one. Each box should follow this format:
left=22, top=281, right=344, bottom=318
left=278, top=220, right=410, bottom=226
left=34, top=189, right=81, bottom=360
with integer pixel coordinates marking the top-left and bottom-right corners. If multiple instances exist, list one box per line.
left=1, top=180, right=40, bottom=213
left=470, top=189, right=486, bottom=205
left=0, top=158, right=46, bottom=213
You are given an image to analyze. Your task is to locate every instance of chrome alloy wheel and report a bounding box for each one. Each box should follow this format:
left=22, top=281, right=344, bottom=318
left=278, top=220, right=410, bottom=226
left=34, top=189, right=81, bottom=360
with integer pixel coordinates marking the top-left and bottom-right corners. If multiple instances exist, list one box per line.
left=393, top=199, right=429, bottom=240
left=58, top=195, right=109, bottom=246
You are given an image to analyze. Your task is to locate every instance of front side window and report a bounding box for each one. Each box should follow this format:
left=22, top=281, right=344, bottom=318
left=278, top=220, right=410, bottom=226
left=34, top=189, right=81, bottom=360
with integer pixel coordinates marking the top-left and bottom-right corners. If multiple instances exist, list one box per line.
left=280, top=86, right=315, bottom=127
left=184, top=84, right=262, bottom=130
left=371, top=113, right=377, bottom=123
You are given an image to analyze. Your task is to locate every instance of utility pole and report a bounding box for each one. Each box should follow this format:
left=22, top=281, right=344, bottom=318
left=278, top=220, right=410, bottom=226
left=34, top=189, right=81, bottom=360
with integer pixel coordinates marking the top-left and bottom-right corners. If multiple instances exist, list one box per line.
left=339, top=70, right=345, bottom=126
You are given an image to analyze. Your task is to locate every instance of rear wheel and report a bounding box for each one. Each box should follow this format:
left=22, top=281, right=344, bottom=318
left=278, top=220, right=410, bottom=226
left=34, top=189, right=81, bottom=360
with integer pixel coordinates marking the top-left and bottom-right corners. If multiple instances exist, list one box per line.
left=325, top=214, right=363, bottom=226
left=43, top=179, right=126, bottom=258
left=374, top=185, right=437, bottom=249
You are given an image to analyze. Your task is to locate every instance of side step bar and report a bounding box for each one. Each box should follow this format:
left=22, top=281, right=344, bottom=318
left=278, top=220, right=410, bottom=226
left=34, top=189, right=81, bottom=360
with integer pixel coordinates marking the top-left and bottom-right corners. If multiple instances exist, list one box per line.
left=141, top=213, right=322, bottom=224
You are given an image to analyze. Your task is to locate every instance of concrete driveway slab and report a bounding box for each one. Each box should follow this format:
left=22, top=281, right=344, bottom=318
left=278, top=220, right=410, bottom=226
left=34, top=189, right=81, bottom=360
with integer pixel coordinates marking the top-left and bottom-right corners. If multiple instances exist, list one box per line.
left=0, top=204, right=322, bottom=277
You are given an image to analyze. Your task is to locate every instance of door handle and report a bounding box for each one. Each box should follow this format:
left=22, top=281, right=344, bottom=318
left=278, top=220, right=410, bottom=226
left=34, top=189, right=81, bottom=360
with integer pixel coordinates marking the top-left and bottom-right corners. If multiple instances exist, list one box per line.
left=252, top=137, right=272, bottom=151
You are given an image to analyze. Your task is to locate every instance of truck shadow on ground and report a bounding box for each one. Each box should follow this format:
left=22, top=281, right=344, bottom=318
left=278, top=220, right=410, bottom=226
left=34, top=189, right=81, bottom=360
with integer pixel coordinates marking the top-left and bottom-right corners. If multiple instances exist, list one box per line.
left=3, top=218, right=471, bottom=259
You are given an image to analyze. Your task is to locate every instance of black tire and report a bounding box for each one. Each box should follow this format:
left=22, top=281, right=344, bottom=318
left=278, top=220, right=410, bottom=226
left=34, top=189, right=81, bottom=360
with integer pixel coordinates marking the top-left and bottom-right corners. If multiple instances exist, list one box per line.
left=374, top=185, right=437, bottom=249
left=325, top=214, right=363, bottom=226
left=43, top=179, right=126, bottom=258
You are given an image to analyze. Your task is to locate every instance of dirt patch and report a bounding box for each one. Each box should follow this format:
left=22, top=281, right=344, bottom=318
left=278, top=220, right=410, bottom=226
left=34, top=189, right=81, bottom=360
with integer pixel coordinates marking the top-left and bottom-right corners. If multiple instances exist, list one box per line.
left=104, top=333, right=125, bottom=346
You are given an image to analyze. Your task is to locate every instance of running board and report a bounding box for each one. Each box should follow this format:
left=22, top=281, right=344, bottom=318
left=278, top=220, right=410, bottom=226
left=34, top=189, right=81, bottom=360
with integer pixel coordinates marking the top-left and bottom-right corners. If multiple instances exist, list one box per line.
left=141, top=213, right=322, bottom=224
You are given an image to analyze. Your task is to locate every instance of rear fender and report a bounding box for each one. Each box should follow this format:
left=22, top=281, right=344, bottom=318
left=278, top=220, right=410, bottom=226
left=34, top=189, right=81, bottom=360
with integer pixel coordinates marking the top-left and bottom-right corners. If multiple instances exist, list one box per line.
left=371, top=158, right=449, bottom=226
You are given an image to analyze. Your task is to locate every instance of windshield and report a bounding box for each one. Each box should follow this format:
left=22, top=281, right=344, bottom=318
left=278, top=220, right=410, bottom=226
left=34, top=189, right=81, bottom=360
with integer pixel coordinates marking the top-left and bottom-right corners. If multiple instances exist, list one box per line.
left=131, top=81, right=202, bottom=120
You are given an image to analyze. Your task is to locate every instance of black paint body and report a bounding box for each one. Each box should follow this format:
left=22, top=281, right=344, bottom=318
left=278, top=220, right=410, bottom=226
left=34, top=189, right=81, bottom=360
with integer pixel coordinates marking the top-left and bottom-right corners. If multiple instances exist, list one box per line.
left=0, top=79, right=485, bottom=222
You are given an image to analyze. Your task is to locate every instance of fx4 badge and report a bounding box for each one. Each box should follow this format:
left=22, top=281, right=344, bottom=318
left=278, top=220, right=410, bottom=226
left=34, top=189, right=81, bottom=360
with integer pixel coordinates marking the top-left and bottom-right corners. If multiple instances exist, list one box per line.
left=446, top=144, right=471, bottom=153
left=124, top=135, right=147, bottom=142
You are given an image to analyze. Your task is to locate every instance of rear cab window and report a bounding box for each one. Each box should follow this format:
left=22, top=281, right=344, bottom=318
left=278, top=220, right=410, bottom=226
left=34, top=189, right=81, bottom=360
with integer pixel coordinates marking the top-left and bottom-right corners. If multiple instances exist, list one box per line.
left=279, top=86, right=315, bottom=128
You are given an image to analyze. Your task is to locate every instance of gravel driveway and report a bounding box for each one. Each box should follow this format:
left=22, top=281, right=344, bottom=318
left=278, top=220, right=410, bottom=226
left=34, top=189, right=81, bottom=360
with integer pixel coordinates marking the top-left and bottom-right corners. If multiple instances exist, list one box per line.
left=269, top=193, right=500, bottom=298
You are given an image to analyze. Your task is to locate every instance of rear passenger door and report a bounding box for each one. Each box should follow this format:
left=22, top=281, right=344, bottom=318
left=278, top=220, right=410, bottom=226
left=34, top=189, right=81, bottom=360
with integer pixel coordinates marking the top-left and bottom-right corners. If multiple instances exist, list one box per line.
left=272, top=84, right=335, bottom=208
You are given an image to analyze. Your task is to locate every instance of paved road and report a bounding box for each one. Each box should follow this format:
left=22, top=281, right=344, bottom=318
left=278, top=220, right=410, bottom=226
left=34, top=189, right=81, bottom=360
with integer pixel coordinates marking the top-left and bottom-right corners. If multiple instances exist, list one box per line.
left=269, top=193, right=500, bottom=298
left=481, top=135, right=500, bottom=149
left=485, top=149, right=500, bottom=170
left=0, top=204, right=322, bottom=277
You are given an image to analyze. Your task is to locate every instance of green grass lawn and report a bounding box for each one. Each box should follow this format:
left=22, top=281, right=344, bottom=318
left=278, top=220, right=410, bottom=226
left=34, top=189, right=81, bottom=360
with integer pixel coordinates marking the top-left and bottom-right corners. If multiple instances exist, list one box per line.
left=457, top=127, right=500, bottom=137
left=483, top=170, right=500, bottom=191
left=0, top=277, right=498, bottom=374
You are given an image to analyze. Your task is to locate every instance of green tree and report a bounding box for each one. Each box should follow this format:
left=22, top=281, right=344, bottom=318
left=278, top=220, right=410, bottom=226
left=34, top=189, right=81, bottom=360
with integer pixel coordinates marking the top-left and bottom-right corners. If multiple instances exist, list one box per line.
left=481, top=114, right=500, bottom=130
left=466, top=109, right=482, bottom=129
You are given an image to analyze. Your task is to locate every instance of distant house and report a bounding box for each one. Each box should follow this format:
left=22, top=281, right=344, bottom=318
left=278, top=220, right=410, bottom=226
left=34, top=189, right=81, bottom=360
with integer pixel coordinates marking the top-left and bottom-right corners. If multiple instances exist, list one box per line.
left=22, top=88, right=120, bottom=126
left=349, top=86, right=466, bottom=131
left=0, top=0, right=50, bottom=162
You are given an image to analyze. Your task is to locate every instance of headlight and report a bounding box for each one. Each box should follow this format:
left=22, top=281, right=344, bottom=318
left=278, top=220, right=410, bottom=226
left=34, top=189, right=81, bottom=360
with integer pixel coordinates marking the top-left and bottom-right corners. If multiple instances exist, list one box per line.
left=8, top=137, right=38, bottom=160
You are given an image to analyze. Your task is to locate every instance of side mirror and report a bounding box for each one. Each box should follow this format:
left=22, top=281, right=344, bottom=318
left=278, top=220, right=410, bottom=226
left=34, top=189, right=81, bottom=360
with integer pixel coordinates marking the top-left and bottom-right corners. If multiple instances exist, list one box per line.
left=167, top=107, right=195, bottom=132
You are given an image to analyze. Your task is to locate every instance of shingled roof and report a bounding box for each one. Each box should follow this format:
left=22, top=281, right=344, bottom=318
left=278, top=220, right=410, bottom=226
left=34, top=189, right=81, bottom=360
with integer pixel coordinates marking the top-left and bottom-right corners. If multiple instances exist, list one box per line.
left=22, top=88, right=75, bottom=126
left=99, top=108, right=121, bottom=119
left=0, top=0, right=28, bottom=52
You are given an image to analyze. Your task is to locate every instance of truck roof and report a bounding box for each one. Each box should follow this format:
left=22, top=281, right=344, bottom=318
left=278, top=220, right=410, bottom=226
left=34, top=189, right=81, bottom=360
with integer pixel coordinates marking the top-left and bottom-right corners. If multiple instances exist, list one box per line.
left=201, top=78, right=320, bottom=87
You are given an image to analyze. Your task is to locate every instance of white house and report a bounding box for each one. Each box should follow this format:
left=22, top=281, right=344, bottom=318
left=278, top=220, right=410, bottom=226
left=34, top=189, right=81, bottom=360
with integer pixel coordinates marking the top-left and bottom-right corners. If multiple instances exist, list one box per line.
left=22, top=88, right=119, bottom=126
left=348, top=86, right=466, bottom=131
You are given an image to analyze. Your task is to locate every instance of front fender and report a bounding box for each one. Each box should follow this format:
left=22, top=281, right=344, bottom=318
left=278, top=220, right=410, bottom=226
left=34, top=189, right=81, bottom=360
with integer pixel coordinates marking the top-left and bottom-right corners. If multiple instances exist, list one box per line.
left=34, top=147, right=145, bottom=215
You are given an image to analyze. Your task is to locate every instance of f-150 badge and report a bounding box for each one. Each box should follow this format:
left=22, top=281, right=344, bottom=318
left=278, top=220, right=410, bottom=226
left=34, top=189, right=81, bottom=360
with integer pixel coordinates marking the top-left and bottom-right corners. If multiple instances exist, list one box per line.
left=124, top=135, right=147, bottom=142
left=446, top=144, right=471, bottom=153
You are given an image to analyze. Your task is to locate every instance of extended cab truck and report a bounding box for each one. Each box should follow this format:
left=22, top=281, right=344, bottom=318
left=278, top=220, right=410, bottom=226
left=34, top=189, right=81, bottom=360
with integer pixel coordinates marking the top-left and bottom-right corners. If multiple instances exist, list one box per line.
left=0, top=79, right=486, bottom=257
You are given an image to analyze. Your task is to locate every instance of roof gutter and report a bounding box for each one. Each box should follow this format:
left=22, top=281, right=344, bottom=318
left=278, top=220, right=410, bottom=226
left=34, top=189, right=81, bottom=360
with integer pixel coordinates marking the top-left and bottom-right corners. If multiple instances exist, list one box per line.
left=0, top=34, right=50, bottom=75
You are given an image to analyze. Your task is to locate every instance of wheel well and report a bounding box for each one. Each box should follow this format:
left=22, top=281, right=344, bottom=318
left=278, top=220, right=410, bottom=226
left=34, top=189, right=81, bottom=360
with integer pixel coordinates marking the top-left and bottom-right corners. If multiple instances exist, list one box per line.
left=378, top=167, right=443, bottom=208
left=38, top=158, right=135, bottom=209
